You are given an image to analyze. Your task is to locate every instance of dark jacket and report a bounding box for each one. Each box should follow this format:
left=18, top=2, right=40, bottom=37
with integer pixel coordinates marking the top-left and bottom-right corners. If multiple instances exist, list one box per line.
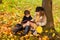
left=22, top=16, right=32, bottom=24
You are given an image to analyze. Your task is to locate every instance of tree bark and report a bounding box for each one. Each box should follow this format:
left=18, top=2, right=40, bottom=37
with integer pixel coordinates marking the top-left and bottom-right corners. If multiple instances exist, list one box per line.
left=42, top=0, right=54, bottom=28
left=0, top=0, right=2, bottom=4
left=42, top=0, right=60, bottom=39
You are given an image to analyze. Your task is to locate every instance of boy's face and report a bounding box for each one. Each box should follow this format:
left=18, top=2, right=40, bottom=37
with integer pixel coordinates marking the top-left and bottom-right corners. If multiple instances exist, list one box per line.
left=25, top=14, right=30, bottom=17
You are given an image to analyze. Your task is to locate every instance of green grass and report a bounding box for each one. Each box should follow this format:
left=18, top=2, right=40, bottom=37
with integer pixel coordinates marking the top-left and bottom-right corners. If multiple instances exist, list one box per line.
left=53, top=0, right=60, bottom=33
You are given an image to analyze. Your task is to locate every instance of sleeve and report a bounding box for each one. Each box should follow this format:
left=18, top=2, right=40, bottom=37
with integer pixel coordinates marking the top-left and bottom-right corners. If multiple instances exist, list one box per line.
left=21, top=16, right=27, bottom=23
left=31, top=15, right=36, bottom=21
left=29, top=16, right=32, bottom=20
left=22, top=16, right=25, bottom=22
left=38, top=15, right=47, bottom=26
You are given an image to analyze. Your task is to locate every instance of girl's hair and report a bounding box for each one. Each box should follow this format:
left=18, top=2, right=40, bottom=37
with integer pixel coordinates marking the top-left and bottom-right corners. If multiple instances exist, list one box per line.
left=24, top=10, right=30, bottom=15
left=35, top=7, right=45, bottom=16
left=36, top=7, right=45, bottom=12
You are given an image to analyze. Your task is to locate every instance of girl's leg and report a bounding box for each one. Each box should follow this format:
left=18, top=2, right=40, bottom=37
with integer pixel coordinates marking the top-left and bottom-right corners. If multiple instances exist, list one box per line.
left=30, top=22, right=37, bottom=29
left=39, top=36, right=42, bottom=40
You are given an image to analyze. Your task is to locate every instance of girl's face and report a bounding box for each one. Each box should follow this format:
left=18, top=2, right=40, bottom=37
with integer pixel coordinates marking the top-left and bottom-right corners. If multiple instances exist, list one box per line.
left=35, top=12, right=40, bottom=16
left=36, top=11, right=44, bottom=16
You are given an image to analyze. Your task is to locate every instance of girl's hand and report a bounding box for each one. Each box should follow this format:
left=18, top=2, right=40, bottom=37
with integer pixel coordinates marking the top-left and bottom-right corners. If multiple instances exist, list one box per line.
left=30, top=22, right=37, bottom=29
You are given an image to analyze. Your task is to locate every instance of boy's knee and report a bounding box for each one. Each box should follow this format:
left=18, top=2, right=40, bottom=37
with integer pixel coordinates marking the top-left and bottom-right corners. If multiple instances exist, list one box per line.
left=25, top=26, right=30, bottom=30
left=12, top=24, right=23, bottom=33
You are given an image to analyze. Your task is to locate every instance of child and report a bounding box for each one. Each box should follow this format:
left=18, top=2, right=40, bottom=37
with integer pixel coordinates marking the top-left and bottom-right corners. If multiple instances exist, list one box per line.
left=30, top=7, right=47, bottom=40
left=30, top=6, right=47, bottom=30
left=22, top=10, right=32, bottom=23
left=21, top=10, right=32, bottom=35
left=34, top=7, right=47, bottom=26
left=13, top=10, right=32, bottom=36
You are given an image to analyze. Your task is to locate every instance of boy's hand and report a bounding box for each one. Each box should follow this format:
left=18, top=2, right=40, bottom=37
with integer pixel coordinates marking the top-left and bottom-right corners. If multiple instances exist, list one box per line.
left=26, top=21, right=30, bottom=25
left=23, top=23, right=27, bottom=28
left=22, top=21, right=30, bottom=28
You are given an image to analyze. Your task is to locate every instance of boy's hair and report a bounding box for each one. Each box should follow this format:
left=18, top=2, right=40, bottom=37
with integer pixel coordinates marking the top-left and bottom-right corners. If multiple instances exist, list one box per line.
left=24, top=10, right=30, bottom=15
left=35, top=7, right=45, bottom=12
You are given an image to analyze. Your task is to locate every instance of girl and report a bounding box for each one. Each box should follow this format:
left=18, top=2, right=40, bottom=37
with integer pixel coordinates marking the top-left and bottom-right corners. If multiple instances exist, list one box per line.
left=30, top=7, right=47, bottom=31
left=30, top=7, right=47, bottom=40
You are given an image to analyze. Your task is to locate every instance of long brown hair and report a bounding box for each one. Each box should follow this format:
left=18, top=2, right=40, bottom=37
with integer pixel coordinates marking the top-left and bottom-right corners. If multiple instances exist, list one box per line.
left=35, top=7, right=46, bottom=22
left=35, top=6, right=46, bottom=16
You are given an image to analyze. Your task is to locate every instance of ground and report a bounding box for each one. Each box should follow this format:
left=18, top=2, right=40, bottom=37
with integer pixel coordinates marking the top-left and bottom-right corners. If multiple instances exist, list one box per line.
left=0, top=0, right=60, bottom=40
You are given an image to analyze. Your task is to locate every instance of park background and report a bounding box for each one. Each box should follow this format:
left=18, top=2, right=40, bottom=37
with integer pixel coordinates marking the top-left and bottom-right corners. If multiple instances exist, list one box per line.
left=0, top=0, right=60, bottom=40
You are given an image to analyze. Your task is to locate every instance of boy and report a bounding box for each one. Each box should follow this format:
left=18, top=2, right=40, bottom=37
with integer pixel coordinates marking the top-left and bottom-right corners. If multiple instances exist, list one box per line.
left=21, top=10, right=32, bottom=35
left=13, top=10, right=32, bottom=36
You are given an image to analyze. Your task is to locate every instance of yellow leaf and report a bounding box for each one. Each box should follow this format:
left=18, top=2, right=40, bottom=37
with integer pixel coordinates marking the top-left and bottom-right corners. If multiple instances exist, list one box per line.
left=24, top=35, right=29, bottom=39
left=42, top=36, right=49, bottom=40
left=11, top=38, right=14, bottom=40
left=52, top=33, right=55, bottom=37
left=36, top=26, right=43, bottom=34
left=45, top=30, right=48, bottom=33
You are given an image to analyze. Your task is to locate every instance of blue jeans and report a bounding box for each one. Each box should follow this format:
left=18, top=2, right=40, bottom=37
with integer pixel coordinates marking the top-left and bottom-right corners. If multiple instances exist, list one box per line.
left=23, top=26, right=30, bottom=35
left=13, top=25, right=23, bottom=34
left=13, top=24, right=30, bottom=35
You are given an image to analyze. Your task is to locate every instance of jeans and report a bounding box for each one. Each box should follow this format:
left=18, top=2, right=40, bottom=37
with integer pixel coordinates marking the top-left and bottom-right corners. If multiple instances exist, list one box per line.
left=13, top=25, right=23, bottom=34
left=13, top=24, right=30, bottom=35
left=23, top=26, right=30, bottom=35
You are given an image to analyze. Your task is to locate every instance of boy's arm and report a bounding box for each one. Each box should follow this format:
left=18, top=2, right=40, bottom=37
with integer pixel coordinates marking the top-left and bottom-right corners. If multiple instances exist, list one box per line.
left=21, top=16, right=28, bottom=24
left=29, top=16, right=32, bottom=20
left=22, top=16, right=25, bottom=22
left=31, top=14, right=36, bottom=21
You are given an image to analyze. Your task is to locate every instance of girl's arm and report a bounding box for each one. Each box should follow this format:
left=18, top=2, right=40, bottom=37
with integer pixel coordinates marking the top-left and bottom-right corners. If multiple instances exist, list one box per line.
left=39, top=15, right=47, bottom=26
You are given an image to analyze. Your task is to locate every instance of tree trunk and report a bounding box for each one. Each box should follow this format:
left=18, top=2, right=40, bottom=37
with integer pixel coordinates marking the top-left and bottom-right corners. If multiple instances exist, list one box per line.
left=42, top=0, right=54, bottom=28
left=0, top=0, right=2, bottom=4
left=42, top=0, right=60, bottom=39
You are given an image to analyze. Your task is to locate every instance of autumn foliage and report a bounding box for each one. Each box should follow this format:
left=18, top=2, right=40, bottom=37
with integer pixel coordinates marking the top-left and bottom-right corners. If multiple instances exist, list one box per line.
left=0, top=0, right=60, bottom=40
